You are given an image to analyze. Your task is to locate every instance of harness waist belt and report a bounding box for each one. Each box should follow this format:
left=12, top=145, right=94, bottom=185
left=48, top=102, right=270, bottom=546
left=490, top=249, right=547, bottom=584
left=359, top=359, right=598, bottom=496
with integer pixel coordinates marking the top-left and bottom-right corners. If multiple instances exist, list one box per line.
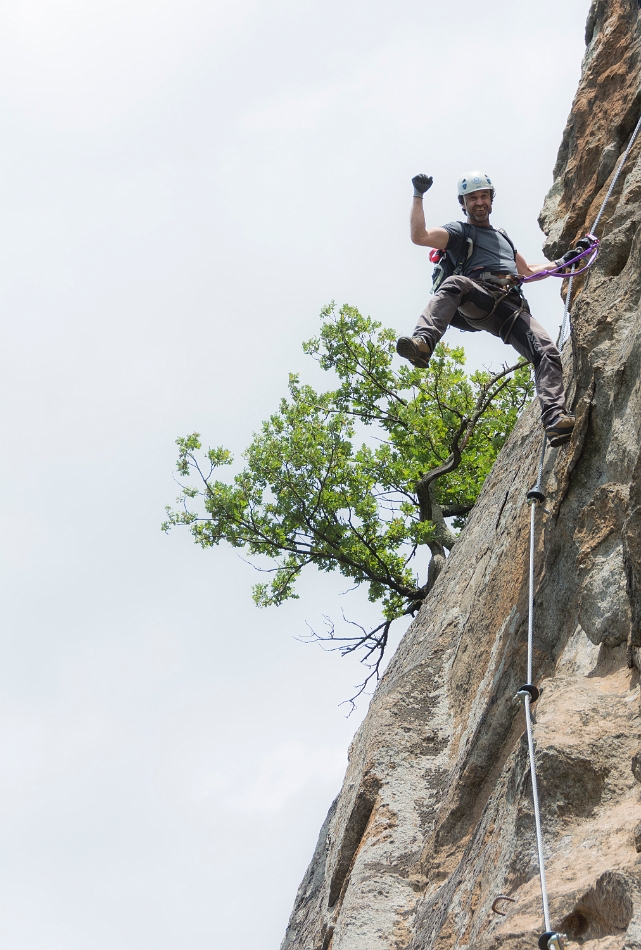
left=476, top=271, right=521, bottom=287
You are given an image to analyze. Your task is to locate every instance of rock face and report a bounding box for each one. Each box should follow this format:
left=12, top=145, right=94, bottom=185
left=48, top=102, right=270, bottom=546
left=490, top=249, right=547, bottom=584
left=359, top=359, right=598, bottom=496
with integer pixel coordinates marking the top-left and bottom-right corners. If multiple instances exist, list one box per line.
left=281, top=2, right=641, bottom=948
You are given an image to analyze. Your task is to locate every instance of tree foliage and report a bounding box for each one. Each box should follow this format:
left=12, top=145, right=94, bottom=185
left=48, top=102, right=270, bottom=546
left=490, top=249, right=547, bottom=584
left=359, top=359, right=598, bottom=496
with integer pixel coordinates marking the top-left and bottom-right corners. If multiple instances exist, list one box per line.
left=164, top=304, right=533, bottom=699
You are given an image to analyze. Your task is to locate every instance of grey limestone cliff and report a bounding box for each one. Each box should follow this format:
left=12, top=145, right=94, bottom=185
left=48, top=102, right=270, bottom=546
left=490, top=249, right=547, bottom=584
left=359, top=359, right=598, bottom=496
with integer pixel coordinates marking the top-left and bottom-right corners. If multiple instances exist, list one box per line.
left=282, top=2, right=641, bottom=947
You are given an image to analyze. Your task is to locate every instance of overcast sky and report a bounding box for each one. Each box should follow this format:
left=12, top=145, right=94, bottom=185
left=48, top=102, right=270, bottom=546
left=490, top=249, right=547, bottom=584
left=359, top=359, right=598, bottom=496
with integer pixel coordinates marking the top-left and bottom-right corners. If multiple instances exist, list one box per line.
left=1, top=3, right=591, bottom=948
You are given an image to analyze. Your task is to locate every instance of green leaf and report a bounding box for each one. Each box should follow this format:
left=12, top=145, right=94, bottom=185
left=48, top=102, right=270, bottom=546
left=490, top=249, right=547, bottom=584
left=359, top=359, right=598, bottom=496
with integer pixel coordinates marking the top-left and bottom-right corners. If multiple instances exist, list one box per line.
left=165, top=304, right=533, bottom=614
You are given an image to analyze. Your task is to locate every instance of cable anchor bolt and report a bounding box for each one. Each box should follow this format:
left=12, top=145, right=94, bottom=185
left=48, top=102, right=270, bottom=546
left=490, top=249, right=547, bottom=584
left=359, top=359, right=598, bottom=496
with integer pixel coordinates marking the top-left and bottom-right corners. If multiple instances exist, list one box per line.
left=539, top=932, right=568, bottom=950
left=527, top=487, right=546, bottom=505
left=514, top=683, right=539, bottom=705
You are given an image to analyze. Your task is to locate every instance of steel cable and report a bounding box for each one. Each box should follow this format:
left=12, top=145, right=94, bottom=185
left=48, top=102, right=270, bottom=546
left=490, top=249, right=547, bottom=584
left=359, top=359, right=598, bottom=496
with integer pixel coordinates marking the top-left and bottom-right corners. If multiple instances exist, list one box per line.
left=525, top=696, right=551, bottom=932
left=591, top=110, right=641, bottom=234
left=524, top=436, right=551, bottom=930
left=560, top=109, right=641, bottom=344
left=517, top=61, right=641, bottom=950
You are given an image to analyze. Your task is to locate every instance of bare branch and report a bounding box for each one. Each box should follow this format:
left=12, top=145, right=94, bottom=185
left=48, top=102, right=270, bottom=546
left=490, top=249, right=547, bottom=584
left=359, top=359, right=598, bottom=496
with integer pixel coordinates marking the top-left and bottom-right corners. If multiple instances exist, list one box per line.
left=300, top=604, right=418, bottom=713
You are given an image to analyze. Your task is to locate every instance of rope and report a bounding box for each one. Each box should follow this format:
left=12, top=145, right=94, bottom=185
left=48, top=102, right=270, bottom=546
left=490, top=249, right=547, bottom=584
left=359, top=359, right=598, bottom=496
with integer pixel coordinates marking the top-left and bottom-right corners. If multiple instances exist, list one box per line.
left=521, top=242, right=598, bottom=284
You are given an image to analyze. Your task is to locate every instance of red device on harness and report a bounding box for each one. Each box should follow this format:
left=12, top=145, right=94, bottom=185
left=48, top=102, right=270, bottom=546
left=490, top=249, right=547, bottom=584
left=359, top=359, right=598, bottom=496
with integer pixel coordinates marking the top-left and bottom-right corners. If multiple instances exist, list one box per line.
left=429, top=248, right=444, bottom=263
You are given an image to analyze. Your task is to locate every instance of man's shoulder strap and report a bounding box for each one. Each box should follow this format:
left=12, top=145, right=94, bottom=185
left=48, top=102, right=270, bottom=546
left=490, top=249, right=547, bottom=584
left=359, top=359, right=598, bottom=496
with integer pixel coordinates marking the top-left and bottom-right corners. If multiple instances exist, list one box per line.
left=448, top=221, right=474, bottom=265
left=459, top=222, right=474, bottom=264
left=496, top=227, right=517, bottom=260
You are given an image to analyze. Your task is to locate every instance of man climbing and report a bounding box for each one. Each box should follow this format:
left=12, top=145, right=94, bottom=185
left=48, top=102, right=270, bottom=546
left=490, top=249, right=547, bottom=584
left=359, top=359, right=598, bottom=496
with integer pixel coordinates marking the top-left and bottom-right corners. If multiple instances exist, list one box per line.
left=396, top=171, right=579, bottom=446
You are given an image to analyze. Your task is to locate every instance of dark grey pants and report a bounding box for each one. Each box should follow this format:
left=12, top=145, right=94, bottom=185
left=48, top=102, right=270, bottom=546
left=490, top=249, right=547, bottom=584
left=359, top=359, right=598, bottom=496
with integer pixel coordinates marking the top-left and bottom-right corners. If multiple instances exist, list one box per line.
left=414, top=275, right=566, bottom=428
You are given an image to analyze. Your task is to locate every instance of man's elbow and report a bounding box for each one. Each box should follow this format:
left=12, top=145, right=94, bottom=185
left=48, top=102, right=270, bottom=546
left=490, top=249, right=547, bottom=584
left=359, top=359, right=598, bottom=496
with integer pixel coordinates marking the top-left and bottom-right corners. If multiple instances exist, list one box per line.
left=411, top=231, right=428, bottom=246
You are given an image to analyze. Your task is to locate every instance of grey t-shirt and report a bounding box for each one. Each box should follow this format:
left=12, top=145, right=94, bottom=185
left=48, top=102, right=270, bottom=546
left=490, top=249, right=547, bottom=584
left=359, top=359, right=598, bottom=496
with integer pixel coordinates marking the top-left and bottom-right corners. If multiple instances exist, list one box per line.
left=443, top=221, right=518, bottom=277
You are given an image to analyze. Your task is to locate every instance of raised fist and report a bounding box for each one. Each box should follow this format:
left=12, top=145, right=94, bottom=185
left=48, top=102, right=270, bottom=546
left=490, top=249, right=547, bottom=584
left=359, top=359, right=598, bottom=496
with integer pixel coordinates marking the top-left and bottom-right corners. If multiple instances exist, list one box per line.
left=412, top=173, right=433, bottom=197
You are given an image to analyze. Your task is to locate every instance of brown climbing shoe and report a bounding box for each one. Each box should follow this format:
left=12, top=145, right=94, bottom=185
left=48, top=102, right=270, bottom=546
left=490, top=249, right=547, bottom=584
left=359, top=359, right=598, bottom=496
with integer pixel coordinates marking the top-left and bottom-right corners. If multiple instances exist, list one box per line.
left=396, top=335, right=433, bottom=368
left=545, top=413, right=575, bottom=447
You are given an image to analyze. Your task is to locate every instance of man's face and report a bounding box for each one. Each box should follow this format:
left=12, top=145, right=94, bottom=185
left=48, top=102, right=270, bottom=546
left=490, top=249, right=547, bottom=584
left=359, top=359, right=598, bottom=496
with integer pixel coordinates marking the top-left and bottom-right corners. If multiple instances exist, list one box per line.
left=463, top=189, right=492, bottom=224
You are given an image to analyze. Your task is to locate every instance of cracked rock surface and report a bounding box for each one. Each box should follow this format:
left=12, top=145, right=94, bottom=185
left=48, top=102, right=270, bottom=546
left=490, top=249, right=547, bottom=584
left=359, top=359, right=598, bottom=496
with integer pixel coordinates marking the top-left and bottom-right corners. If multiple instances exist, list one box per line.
left=281, top=2, right=641, bottom=947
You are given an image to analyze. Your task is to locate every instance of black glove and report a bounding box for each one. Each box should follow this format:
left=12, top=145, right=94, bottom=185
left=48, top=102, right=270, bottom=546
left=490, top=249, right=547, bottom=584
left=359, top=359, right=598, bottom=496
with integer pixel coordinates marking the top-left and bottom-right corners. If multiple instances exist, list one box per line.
left=412, top=173, right=433, bottom=198
left=556, top=237, right=592, bottom=267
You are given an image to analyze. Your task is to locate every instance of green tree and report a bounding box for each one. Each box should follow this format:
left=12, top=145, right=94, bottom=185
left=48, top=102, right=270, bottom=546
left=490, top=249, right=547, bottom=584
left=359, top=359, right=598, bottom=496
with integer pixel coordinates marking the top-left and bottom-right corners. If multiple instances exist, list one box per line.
left=164, top=304, right=533, bottom=703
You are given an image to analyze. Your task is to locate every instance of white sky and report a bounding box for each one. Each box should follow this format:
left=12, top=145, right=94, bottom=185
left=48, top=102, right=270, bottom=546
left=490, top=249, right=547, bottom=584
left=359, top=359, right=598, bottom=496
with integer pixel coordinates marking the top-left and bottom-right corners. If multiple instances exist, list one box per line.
left=1, top=3, right=590, bottom=948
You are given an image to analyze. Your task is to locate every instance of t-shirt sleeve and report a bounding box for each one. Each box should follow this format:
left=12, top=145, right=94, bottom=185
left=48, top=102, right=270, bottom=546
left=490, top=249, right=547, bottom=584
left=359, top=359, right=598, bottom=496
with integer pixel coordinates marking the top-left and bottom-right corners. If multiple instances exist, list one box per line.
left=442, top=221, right=465, bottom=261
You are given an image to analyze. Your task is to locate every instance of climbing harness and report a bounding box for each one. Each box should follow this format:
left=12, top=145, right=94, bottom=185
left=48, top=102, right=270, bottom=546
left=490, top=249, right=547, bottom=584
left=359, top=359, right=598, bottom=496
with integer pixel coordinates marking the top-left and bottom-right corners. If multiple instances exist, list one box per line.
left=515, top=105, right=641, bottom=950
left=429, top=225, right=517, bottom=295
left=430, top=227, right=525, bottom=338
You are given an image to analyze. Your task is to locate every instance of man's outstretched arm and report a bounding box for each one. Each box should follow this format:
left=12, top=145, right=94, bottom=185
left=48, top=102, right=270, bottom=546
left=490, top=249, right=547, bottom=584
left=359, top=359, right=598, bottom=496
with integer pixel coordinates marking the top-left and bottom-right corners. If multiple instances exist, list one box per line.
left=515, top=237, right=593, bottom=279
left=410, top=174, right=449, bottom=249
left=515, top=251, right=555, bottom=279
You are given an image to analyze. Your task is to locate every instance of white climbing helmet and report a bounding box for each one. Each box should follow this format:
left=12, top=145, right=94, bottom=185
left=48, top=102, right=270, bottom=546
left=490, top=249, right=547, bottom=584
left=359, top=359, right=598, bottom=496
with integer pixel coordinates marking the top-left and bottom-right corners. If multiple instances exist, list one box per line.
left=457, top=171, right=495, bottom=199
